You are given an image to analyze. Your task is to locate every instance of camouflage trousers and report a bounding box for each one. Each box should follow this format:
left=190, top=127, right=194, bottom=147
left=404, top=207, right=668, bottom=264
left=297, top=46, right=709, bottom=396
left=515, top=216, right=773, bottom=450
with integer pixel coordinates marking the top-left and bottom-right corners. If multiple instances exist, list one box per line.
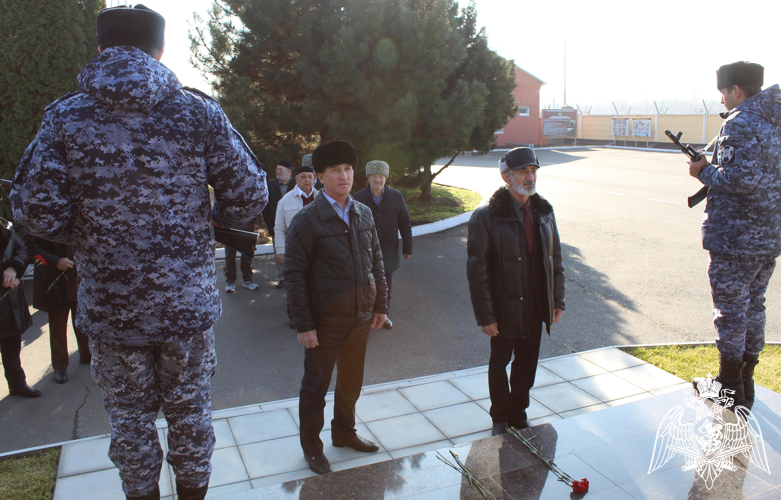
left=90, top=328, right=217, bottom=497
left=708, top=253, right=776, bottom=361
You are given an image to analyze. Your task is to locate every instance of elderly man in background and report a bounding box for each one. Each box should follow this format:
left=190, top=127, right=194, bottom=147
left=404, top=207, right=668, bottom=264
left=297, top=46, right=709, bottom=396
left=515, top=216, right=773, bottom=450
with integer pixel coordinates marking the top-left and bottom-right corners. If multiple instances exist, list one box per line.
left=11, top=5, right=267, bottom=499
left=262, top=160, right=296, bottom=289
left=353, top=160, right=412, bottom=329
left=275, top=165, right=318, bottom=328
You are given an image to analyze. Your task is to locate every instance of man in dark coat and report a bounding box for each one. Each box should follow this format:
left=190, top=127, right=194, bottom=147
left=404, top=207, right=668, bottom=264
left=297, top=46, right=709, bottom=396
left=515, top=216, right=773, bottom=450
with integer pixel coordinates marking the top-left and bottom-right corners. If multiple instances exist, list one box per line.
left=11, top=6, right=267, bottom=500
left=353, top=160, right=412, bottom=329
left=0, top=188, right=38, bottom=398
left=467, top=147, right=565, bottom=435
left=262, top=160, right=296, bottom=288
left=284, top=140, right=388, bottom=475
left=24, top=236, right=91, bottom=384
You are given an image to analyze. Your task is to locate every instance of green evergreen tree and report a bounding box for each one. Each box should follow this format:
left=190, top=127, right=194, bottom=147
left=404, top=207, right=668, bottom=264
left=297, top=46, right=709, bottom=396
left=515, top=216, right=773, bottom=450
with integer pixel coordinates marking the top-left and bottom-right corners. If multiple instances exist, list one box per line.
left=191, top=0, right=516, bottom=193
left=0, top=0, right=103, bottom=220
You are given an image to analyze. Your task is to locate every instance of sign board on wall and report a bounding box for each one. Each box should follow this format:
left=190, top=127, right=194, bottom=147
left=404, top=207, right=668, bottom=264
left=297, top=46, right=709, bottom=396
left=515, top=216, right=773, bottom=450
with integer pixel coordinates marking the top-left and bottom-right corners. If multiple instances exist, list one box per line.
left=632, top=119, right=653, bottom=138
left=542, top=109, right=577, bottom=137
left=611, top=118, right=630, bottom=137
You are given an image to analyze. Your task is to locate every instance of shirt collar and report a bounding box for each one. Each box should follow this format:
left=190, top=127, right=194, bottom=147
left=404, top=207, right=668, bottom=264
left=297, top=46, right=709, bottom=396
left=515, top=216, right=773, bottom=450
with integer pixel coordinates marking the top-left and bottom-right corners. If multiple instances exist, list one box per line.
left=321, top=191, right=353, bottom=211
left=296, top=185, right=314, bottom=198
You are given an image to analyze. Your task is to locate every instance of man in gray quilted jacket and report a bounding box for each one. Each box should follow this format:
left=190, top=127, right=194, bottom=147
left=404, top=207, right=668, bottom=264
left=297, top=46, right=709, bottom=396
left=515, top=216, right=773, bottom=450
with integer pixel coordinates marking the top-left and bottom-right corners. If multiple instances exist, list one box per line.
left=11, top=5, right=267, bottom=500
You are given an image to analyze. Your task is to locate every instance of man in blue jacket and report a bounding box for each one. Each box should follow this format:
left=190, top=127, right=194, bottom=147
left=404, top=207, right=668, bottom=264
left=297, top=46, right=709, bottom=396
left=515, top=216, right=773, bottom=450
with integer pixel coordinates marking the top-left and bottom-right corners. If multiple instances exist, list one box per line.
left=11, top=6, right=267, bottom=500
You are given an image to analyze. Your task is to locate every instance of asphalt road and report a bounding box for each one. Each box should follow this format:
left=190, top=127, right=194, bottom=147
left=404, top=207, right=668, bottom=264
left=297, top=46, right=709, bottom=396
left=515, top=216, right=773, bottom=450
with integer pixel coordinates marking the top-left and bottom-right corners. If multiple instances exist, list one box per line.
left=1, top=148, right=779, bottom=454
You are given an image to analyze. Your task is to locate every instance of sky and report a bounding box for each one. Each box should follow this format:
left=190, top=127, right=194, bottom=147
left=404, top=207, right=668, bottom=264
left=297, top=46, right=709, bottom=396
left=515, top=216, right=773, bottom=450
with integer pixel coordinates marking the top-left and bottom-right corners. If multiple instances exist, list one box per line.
left=128, top=0, right=779, bottom=114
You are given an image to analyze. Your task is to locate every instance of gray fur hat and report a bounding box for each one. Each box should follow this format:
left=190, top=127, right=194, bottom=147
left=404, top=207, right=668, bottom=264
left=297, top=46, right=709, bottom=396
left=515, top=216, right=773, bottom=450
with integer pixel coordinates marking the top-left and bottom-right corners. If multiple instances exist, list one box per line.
left=301, top=154, right=313, bottom=168
left=366, top=160, right=389, bottom=177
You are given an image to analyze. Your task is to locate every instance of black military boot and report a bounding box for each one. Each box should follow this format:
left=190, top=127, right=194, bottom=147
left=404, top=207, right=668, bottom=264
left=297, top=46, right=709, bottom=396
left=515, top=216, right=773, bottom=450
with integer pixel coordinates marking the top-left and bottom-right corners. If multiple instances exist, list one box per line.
left=742, top=353, right=760, bottom=410
left=126, top=484, right=159, bottom=500
left=692, top=356, right=746, bottom=409
left=176, top=481, right=208, bottom=500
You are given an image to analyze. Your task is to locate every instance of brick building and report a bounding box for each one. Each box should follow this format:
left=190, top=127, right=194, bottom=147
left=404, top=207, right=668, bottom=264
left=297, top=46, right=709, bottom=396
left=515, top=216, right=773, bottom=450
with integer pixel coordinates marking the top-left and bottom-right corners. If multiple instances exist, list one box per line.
left=494, top=66, right=545, bottom=147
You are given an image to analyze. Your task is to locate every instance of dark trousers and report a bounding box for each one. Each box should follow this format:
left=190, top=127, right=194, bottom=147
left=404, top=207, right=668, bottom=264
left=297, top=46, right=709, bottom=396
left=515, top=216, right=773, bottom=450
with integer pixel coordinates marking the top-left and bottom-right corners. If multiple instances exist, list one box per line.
left=299, top=322, right=371, bottom=456
left=386, top=271, right=394, bottom=315
left=0, top=335, right=26, bottom=389
left=488, top=311, right=543, bottom=427
left=224, top=245, right=254, bottom=284
left=49, top=303, right=91, bottom=370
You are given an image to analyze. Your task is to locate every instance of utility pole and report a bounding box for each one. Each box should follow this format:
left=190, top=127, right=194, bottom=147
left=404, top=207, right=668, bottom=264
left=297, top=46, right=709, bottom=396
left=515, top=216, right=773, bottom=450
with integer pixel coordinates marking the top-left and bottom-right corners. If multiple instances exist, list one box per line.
left=563, top=40, right=567, bottom=107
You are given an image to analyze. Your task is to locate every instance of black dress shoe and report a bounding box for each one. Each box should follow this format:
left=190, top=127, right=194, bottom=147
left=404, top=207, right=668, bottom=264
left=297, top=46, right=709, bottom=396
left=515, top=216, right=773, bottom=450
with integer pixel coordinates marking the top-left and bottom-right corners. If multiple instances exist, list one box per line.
left=54, top=369, right=68, bottom=384
left=382, top=318, right=393, bottom=329
left=275, top=280, right=285, bottom=289
left=332, top=433, right=379, bottom=452
left=305, top=453, right=332, bottom=475
left=492, top=423, right=508, bottom=436
left=9, top=384, right=41, bottom=398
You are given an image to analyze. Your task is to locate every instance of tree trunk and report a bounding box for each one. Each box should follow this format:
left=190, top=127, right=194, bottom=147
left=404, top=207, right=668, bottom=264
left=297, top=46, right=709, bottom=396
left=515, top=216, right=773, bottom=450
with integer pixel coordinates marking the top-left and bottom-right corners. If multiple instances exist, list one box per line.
left=416, top=150, right=462, bottom=202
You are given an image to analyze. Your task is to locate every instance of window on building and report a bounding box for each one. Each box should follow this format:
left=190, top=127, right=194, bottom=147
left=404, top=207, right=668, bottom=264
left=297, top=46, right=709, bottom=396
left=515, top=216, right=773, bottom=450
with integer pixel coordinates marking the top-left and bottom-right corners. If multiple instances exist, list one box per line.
left=495, top=128, right=504, bottom=134
left=518, top=106, right=530, bottom=116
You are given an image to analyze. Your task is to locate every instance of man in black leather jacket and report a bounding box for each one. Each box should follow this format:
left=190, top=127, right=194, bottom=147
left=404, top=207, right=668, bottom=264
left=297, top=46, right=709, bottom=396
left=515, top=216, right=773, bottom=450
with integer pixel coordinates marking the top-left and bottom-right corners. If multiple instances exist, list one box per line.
left=284, top=140, right=388, bottom=475
left=467, top=147, right=565, bottom=435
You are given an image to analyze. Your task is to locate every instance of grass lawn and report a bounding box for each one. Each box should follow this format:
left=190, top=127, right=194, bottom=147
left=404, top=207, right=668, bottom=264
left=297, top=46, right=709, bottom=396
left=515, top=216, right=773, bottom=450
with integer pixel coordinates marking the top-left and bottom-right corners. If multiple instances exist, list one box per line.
left=397, top=184, right=482, bottom=226
left=0, top=447, right=59, bottom=500
left=621, top=344, right=781, bottom=393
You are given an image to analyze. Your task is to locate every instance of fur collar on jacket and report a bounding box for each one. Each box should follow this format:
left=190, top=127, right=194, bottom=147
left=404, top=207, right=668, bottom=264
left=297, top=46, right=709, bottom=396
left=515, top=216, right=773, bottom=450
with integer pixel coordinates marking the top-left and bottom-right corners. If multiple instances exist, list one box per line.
left=488, top=186, right=553, bottom=219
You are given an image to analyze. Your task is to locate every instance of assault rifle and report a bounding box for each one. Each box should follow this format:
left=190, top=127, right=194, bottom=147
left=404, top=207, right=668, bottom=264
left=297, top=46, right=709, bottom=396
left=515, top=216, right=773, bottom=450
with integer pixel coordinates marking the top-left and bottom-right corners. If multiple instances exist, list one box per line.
left=664, top=130, right=708, bottom=208
left=1, top=179, right=258, bottom=255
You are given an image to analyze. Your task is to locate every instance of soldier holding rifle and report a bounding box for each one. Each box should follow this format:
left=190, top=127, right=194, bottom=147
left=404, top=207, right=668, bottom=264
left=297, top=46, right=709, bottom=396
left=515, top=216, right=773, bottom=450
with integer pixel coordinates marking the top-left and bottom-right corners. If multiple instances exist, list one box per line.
left=686, top=62, right=781, bottom=410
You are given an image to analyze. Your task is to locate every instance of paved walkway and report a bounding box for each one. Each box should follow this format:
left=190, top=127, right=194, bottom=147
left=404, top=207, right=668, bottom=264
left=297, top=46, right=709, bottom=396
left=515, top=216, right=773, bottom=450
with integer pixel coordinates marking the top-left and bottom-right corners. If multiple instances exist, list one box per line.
left=44, top=346, right=704, bottom=499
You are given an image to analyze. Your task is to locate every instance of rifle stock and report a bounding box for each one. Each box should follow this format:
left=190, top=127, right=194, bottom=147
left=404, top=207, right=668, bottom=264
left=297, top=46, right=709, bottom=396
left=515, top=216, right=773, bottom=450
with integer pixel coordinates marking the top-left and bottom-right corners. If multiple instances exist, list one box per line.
left=664, top=130, right=707, bottom=208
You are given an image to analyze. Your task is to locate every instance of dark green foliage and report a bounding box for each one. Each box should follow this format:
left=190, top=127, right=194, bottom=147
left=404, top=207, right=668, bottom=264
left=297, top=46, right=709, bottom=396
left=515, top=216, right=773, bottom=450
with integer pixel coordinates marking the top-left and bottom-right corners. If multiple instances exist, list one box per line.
left=0, top=0, right=103, bottom=220
left=191, top=0, right=516, bottom=189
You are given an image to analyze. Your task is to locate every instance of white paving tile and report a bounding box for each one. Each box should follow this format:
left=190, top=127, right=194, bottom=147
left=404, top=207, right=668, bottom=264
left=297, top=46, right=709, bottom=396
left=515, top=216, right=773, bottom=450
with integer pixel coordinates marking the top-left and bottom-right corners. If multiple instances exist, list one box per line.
left=559, top=403, right=611, bottom=419
left=398, top=381, right=470, bottom=411
left=650, top=382, right=694, bottom=396
left=355, top=389, right=419, bottom=422
left=364, top=412, right=447, bottom=451
left=448, top=373, right=490, bottom=400
left=540, top=355, right=607, bottom=380
left=613, top=364, right=685, bottom=392
left=450, top=430, right=493, bottom=445
left=259, top=398, right=299, bottom=412
left=577, top=347, right=646, bottom=371
left=387, top=440, right=453, bottom=459
left=532, top=365, right=567, bottom=388
left=228, top=409, right=299, bottom=445
left=212, top=406, right=262, bottom=420
left=204, top=480, right=252, bottom=498
left=527, top=414, right=563, bottom=427
left=527, top=397, right=556, bottom=419
left=239, top=435, right=308, bottom=479
left=209, top=447, right=250, bottom=487
left=213, top=418, right=236, bottom=449
left=54, top=466, right=171, bottom=500
left=530, top=382, right=602, bottom=413
left=422, top=402, right=492, bottom=438
left=320, top=423, right=384, bottom=463
left=332, top=452, right=393, bottom=471
left=605, top=392, right=654, bottom=407
left=571, top=372, right=646, bottom=402
left=57, top=436, right=113, bottom=478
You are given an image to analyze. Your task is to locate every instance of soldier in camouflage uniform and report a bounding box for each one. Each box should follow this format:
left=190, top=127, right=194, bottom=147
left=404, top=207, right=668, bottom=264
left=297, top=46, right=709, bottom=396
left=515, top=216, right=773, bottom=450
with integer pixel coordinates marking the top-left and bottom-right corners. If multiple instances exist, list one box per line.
left=10, top=6, right=267, bottom=500
left=688, top=62, right=781, bottom=410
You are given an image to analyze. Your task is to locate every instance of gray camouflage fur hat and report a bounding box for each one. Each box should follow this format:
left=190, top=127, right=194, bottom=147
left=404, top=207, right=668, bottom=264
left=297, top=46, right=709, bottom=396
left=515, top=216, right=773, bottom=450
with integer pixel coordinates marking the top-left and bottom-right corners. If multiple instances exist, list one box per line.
left=301, top=154, right=313, bottom=167
left=366, top=160, right=389, bottom=177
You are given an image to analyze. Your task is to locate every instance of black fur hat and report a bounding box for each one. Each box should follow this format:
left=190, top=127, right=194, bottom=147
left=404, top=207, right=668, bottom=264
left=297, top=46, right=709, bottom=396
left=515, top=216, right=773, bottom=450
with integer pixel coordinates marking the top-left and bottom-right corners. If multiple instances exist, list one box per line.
left=312, top=141, right=357, bottom=173
left=717, top=62, right=763, bottom=90
left=97, top=5, right=165, bottom=50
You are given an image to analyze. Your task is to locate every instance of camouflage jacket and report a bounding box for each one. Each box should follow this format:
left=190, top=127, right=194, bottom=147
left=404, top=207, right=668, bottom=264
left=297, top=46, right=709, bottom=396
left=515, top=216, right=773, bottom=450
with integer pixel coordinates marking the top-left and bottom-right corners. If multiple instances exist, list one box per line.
left=10, top=47, right=268, bottom=346
left=698, top=84, right=781, bottom=261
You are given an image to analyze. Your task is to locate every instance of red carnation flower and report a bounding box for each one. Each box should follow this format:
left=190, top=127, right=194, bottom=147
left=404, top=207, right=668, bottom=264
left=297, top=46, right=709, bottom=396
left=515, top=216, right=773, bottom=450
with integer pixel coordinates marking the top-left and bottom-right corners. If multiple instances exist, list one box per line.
left=34, top=255, right=47, bottom=266
left=572, top=478, right=589, bottom=493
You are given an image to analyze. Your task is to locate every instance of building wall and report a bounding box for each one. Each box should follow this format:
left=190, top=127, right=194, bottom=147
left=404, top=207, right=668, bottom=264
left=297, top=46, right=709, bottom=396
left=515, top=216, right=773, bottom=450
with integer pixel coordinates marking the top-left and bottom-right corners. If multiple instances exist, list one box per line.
left=578, top=114, right=724, bottom=143
left=495, top=67, right=543, bottom=147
